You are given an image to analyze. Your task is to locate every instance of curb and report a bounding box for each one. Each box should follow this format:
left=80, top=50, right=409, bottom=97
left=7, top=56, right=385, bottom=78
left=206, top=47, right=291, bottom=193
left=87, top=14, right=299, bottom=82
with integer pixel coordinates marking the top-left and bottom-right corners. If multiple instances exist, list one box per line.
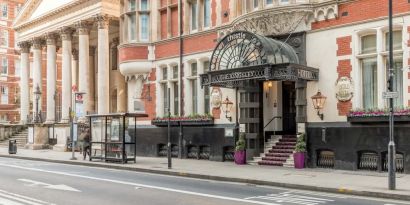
left=1, top=154, right=409, bottom=201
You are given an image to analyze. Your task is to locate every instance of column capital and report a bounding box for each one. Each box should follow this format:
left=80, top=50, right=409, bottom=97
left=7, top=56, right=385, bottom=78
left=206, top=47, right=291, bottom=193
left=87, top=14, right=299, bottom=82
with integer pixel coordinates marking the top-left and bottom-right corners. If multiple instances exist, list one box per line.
left=59, top=27, right=75, bottom=41
left=30, top=37, right=45, bottom=50
left=94, top=14, right=110, bottom=29
left=75, top=21, right=92, bottom=35
left=44, top=32, right=58, bottom=45
left=72, top=49, right=79, bottom=60
left=18, top=41, right=31, bottom=53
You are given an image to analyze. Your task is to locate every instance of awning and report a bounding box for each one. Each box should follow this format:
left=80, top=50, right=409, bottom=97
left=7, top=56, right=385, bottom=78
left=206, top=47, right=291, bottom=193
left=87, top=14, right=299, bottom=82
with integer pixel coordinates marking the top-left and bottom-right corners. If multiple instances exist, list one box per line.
left=201, top=31, right=319, bottom=88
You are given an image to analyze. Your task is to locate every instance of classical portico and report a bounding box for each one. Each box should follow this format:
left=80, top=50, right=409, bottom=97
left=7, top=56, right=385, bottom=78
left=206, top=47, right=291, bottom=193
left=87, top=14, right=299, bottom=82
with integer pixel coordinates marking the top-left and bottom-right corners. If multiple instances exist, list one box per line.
left=13, top=0, right=125, bottom=150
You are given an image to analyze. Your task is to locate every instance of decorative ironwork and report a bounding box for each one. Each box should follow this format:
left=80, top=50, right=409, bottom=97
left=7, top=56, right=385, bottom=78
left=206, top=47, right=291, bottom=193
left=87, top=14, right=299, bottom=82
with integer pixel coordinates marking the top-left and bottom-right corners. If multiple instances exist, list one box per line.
left=210, top=31, right=298, bottom=71
left=317, top=150, right=335, bottom=168
left=383, top=152, right=404, bottom=173
left=358, top=151, right=378, bottom=171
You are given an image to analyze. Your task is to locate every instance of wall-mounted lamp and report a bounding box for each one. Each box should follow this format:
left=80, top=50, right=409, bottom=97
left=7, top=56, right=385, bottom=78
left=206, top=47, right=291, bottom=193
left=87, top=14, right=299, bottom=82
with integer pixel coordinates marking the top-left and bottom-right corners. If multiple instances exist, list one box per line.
left=267, top=81, right=273, bottom=88
left=311, top=90, right=327, bottom=120
left=221, top=97, right=233, bottom=122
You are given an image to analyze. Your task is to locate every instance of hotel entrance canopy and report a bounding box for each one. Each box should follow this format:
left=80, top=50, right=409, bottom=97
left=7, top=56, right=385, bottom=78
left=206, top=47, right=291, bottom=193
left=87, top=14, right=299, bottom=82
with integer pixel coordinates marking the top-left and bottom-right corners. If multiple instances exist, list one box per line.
left=200, top=31, right=319, bottom=88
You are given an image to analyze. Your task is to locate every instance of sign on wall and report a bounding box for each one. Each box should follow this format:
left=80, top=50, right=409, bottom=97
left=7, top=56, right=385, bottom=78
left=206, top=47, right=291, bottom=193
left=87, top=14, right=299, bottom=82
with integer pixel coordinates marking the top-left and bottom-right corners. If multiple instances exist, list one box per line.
left=211, top=88, right=222, bottom=108
left=335, top=77, right=354, bottom=102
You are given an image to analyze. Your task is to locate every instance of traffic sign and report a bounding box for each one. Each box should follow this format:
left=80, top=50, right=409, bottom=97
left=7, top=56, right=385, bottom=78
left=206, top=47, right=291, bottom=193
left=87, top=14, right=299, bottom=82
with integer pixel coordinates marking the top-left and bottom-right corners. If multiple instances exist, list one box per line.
left=382, top=92, right=398, bottom=99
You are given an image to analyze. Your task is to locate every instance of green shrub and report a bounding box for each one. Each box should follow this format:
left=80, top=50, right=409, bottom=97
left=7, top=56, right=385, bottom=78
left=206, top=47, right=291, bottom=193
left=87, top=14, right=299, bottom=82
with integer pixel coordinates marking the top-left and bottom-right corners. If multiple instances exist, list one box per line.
left=295, top=133, right=306, bottom=152
left=235, top=133, right=246, bottom=151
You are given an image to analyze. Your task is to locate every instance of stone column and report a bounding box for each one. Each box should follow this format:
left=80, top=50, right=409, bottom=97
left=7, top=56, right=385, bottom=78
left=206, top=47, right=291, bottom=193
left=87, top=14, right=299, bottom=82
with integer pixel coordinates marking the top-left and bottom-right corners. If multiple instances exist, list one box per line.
left=75, top=21, right=91, bottom=115
left=18, top=41, right=31, bottom=124
left=71, top=49, right=78, bottom=87
left=31, top=38, right=44, bottom=119
left=45, top=33, right=58, bottom=124
left=60, top=28, right=74, bottom=123
left=95, top=15, right=110, bottom=114
left=88, top=46, right=96, bottom=112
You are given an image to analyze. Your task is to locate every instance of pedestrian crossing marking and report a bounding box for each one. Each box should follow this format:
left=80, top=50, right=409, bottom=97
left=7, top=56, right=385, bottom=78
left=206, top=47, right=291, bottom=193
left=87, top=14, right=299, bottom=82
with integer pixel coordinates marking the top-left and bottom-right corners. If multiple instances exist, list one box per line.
left=245, top=192, right=338, bottom=205
left=0, top=189, right=53, bottom=205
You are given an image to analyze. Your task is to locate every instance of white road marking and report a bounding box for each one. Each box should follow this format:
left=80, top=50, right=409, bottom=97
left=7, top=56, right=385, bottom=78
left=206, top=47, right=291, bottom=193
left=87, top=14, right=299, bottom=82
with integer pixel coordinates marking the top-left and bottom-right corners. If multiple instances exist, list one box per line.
left=245, top=193, right=335, bottom=205
left=282, top=190, right=348, bottom=199
left=18, top=179, right=81, bottom=192
left=0, top=189, right=53, bottom=205
left=0, top=163, right=280, bottom=205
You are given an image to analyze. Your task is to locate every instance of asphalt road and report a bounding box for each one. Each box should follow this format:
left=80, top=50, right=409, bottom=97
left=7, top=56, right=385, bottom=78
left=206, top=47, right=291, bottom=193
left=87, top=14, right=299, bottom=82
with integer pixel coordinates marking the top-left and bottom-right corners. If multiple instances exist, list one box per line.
left=0, top=157, right=408, bottom=205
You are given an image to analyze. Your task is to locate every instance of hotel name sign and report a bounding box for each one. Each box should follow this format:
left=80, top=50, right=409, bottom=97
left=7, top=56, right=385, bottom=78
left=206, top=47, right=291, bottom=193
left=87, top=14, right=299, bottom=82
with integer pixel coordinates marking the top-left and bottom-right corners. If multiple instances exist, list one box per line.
left=201, top=64, right=319, bottom=87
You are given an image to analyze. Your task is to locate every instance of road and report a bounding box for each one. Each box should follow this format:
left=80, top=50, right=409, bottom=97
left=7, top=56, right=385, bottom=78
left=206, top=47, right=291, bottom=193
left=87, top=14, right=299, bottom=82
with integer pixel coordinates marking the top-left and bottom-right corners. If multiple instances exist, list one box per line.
left=0, top=157, right=408, bottom=205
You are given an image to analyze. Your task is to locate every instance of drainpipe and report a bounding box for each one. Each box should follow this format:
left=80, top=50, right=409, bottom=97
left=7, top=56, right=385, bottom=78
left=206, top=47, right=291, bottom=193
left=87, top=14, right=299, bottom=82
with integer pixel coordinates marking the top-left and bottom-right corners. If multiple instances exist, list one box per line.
left=178, top=0, right=184, bottom=159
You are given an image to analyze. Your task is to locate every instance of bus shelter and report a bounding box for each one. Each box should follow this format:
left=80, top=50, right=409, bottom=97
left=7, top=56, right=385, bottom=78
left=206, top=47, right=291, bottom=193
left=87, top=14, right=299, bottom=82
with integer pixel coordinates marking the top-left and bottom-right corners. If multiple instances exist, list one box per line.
left=87, top=112, right=148, bottom=163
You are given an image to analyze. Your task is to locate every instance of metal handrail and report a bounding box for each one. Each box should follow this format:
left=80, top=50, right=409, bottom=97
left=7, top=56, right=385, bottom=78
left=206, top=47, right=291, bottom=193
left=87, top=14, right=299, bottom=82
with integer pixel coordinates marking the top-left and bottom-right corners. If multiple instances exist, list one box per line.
left=263, top=116, right=281, bottom=152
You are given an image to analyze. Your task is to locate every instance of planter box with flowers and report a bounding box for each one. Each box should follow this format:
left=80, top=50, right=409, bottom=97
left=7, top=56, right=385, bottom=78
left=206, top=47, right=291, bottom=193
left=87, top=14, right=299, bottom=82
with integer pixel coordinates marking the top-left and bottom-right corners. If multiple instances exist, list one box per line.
left=348, top=108, right=410, bottom=123
left=151, top=114, right=214, bottom=127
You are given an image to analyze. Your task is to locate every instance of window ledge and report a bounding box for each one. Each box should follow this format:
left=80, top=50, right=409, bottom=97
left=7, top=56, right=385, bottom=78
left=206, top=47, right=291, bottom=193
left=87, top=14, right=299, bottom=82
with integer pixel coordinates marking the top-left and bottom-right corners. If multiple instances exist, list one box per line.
left=347, top=115, right=410, bottom=123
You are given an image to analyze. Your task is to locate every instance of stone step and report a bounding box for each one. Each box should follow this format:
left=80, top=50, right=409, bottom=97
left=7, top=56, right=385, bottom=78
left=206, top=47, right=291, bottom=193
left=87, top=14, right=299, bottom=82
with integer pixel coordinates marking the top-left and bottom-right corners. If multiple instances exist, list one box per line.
left=258, top=160, right=284, bottom=166
left=269, top=149, right=293, bottom=153
left=261, top=156, right=288, bottom=162
left=272, top=145, right=295, bottom=149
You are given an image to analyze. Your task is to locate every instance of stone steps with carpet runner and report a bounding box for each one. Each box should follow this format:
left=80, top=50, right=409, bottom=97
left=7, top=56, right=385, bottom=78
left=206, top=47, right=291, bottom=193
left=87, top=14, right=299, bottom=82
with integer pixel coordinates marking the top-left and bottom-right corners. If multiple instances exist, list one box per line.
left=257, top=135, right=296, bottom=166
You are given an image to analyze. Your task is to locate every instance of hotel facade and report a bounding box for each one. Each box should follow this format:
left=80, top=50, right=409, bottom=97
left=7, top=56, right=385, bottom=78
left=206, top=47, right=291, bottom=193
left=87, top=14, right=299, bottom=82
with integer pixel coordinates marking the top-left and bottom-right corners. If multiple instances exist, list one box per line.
left=13, top=0, right=410, bottom=173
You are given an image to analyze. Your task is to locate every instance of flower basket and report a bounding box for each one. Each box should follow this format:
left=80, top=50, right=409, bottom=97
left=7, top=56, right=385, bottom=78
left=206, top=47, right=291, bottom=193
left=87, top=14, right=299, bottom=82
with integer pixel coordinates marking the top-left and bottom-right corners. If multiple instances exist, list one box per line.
left=151, top=115, right=214, bottom=127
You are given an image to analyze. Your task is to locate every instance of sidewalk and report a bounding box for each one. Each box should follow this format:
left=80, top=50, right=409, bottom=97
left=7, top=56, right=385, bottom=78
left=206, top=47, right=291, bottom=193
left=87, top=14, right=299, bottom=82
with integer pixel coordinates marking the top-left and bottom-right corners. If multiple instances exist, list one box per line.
left=0, top=147, right=409, bottom=200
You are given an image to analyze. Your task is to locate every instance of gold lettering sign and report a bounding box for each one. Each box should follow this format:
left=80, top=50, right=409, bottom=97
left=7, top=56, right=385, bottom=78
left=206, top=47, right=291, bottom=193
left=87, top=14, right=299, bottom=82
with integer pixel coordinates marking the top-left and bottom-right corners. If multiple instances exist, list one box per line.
left=335, top=77, right=354, bottom=102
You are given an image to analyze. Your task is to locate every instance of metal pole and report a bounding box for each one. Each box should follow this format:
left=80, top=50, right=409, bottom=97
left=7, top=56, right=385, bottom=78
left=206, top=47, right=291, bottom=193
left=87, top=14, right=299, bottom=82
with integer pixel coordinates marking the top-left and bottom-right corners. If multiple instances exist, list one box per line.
left=167, top=87, right=172, bottom=169
left=70, top=93, right=77, bottom=160
left=388, top=0, right=396, bottom=190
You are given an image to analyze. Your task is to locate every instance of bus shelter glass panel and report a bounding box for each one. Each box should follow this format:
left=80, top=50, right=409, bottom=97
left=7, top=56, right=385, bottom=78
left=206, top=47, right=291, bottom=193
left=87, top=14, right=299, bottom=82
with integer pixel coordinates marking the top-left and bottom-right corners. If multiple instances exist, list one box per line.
left=90, top=117, right=106, bottom=160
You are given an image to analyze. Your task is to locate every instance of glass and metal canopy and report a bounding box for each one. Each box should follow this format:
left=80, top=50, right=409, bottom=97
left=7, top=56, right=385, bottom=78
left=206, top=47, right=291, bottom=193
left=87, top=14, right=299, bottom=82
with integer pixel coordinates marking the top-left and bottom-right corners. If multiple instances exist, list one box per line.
left=201, top=31, right=319, bottom=88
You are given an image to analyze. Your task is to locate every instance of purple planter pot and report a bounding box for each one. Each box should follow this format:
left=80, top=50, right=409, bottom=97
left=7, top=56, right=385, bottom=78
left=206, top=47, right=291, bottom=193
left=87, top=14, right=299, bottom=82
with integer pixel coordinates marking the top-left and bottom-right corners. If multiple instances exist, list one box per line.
left=293, top=152, right=305, bottom=169
left=234, top=150, right=246, bottom=165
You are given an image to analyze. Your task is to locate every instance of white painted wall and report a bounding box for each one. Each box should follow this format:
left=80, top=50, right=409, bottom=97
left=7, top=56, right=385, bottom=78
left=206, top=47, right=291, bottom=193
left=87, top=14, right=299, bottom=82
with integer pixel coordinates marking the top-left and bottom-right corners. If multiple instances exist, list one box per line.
left=306, top=16, right=410, bottom=122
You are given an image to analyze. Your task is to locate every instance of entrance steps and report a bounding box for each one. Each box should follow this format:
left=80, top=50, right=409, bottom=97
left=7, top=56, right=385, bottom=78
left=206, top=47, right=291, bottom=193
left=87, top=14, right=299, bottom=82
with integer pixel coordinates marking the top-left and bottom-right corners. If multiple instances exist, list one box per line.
left=0, top=129, right=28, bottom=148
left=248, top=135, right=296, bottom=167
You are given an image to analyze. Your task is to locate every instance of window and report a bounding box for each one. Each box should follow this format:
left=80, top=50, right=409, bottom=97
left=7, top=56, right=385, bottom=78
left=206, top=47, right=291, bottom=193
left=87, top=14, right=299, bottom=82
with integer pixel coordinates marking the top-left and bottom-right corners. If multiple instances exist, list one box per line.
left=140, top=0, right=148, bottom=11
left=14, top=58, right=20, bottom=77
left=191, top=1, right=198, bottom=31
left=1, top=86, right=8, bottom=105
left=0, top=30, right=8, bottom=47
left=386, top=56, right=403, bottom=106
left=358, top=30, right=404, bottom=109
left=172, top=65, right=178, bottom=79
left=203, top=61, right=210, bottom=73
left=127, top=14, right=136, bottom=41
left=162, top=67, right=168, bottom=80
left=192, top=79, right=198, bottom=114
left=191, top=62, right=197, bottom=76
left=385, top=30, right=402, bottom=51
left=1, top=57, right=7, bottom=75
left=203, top=0, right=211, bottom=28
left=204, top=86, right=210, bottom=114
left=1, top=3, right=7, bottom=18
left=140, top=14, right=149, bottom=41
left=128, top=0, right=135, bottom=11
left=173, top=82, right=179, bottom=115
left=361, top=58, right=377, bottom=109
left=361, top=34, right=376, bottom=54
left=162, top=83, right=169, bottom=115
left=266, top=0, right=273, bottom=5
left=253, top=0, right=258, bottom=9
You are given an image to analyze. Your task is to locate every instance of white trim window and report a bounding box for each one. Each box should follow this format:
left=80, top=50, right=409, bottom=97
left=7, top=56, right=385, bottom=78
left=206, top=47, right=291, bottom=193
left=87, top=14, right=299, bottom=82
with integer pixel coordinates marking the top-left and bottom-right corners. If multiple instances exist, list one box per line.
left=253, top=0, right=259, bottom=10
left=139, top=14, right=149, bottom=41
left=266, top=0, right=273, bottom=5
left=172, top=65, right=179, bottom=116
left=203, top=61, right=210, bottom=114
left=1, top=57, right=7, bottom=75
left=14, top=58, right=20, bottom=77
left=190, top=0, right=198, bottom=31
left=127, top=13, right=136, bottom=42
left=140, top=0, right=148, bottom=11
left=191, top=63, right=198, bottom=114
left=0, top=30, right=8, bottom=47
left=357, top=29, right=403, bottom=109
left=1, top=86, right=8, bottom=105
left=203, top=0, right=211, bottom=28
left=128, top=0, right=136, bottom=11
left=1, top=3, right=7, bottom=19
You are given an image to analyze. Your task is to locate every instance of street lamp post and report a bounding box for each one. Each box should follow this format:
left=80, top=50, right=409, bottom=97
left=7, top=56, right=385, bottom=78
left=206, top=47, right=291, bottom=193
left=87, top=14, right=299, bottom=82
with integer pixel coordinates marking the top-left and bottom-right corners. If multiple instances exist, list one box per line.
left=387, top=0, right=396, bottom=190
left=33, top=85, right=42, bottom=123
left=167, top=87, right=172, bottom=169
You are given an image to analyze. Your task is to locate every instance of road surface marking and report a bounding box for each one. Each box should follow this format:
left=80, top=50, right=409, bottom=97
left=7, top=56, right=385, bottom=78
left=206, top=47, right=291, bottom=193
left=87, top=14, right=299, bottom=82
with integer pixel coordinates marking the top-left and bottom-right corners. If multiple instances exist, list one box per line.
left=245, top=193, right=334, bottom=205
left=0, top=163, right=280, bottom=205
left=282, top=191, right=347, bottom=199
left=0, top=189, right=53, bottom=205
left=18, top=179, right=81, bottom=192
